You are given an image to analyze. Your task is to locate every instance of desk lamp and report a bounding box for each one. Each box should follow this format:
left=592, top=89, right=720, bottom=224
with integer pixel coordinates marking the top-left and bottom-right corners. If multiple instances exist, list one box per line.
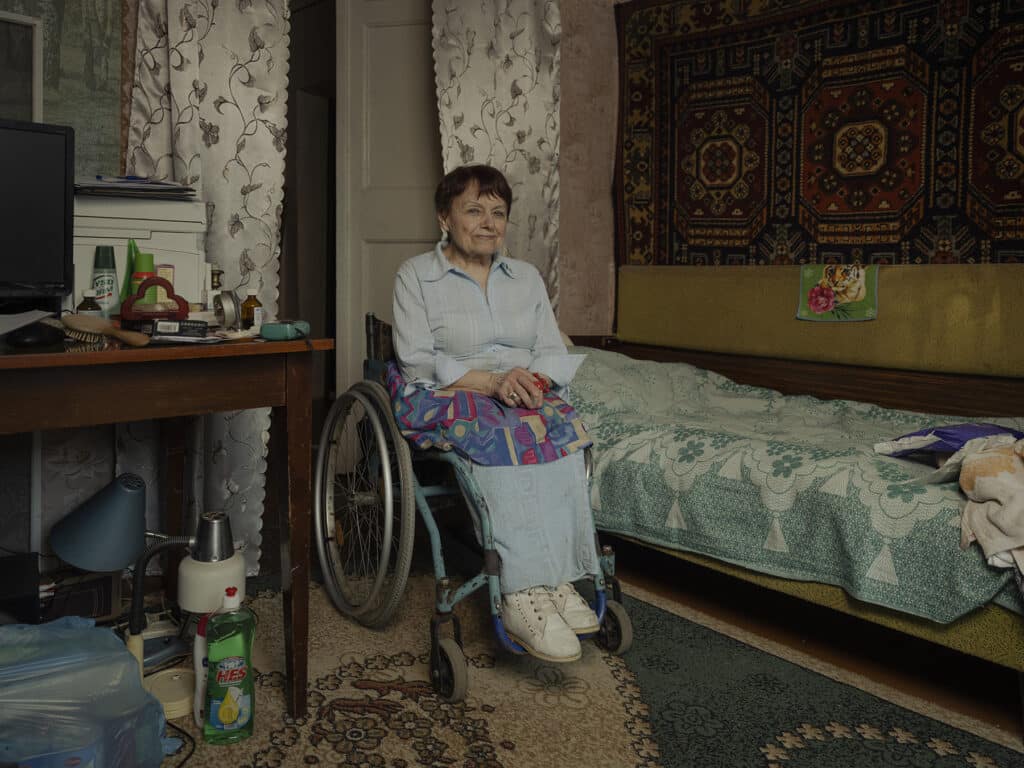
left=50, top=475, right=244, bottom=676
left=50, top=473, right=192, bottom=675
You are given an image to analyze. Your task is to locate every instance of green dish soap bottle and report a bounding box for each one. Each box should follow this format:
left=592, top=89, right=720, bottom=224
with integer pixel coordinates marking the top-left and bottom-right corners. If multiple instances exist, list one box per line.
left=203, top=586, right=256, bottom=744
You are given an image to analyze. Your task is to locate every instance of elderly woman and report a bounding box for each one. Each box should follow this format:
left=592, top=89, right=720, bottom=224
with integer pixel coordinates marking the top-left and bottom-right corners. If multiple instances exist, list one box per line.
left=390, top=164, right=600, bottom=662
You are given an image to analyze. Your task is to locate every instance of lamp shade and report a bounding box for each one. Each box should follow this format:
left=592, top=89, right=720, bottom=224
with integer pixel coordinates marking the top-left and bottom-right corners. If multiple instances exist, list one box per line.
left=50, top=473, right=147, bottom=572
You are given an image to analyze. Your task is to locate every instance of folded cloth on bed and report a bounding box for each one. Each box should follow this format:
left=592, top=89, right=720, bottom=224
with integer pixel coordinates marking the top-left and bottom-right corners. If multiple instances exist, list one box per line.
left=874, top=422, right=1024, bottom=458
left=385, top=361, right=592, bottom=466
left=958, top=439, right=1024, bottom=574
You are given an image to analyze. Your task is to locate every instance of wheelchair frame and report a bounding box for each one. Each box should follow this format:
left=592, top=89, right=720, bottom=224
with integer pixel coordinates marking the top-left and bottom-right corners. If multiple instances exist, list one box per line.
left=313, top=313, right=632, bottom=701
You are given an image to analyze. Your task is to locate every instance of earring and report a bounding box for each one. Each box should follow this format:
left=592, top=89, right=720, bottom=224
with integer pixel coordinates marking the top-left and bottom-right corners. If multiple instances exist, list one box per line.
left=440, top=228, right=449, bottom=241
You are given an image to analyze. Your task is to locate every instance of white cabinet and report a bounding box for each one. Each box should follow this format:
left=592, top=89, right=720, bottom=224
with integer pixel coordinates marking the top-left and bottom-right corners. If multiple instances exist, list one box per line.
left=68, top=196, right=208, bottom=312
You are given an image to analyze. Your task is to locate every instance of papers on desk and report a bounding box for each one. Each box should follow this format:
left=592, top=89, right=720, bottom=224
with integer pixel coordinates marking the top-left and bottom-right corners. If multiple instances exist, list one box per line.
left=75, top=175, right=196, bottom=200
left=147, top=328, right=260, bottom=344
left=0, top=310, right=53, bottom=336
left=148, top=334, right=223, bottom=344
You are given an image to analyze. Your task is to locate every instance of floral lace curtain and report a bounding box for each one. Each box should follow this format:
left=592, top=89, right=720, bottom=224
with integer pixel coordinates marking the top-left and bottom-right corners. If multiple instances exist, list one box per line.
left=123, top=0, right=290, bottom=573
left=431, top=0, right=562, bottom=311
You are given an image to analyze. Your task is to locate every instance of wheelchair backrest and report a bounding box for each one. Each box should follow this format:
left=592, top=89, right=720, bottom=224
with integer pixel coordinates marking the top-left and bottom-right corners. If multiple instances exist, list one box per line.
left=364, top=313, right=394, bottom=383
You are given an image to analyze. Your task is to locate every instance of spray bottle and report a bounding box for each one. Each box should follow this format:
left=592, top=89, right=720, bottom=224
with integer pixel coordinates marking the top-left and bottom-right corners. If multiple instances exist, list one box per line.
left=200, top=586, right=256, bottom=744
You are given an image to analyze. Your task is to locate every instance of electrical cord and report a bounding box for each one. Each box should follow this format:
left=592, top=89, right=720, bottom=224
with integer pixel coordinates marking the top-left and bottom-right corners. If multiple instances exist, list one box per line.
left=129, top=537, right=193, bottom=635
left=293, top=325, right=315, bottom=352
left=281, top=322, right=315, bottom=352
left=164, top=719, right=195, bottom=766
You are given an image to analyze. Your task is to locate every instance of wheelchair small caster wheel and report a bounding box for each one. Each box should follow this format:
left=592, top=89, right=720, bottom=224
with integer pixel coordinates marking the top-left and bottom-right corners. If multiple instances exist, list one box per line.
left=596, top=599, right=633, bottom=654
left=431, top=637, right=468, bottom=702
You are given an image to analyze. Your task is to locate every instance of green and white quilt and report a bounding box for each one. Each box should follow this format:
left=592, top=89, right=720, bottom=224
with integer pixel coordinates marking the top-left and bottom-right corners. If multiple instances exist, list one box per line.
left=570, top=347, right=1024, bottom=623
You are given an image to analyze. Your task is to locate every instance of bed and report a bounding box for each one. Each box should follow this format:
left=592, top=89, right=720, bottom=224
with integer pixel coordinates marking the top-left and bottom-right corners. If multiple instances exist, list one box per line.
left=567, top=336, right=1024, bottom=674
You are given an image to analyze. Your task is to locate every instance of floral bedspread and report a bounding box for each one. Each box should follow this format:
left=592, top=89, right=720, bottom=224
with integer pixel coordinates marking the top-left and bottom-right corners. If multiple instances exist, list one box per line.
left=570, top=347, right=1024, bottom=623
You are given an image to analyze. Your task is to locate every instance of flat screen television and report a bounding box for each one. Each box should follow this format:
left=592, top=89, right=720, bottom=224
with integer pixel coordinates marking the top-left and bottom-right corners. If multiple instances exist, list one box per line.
left=0, top=119, right=74, bottom=309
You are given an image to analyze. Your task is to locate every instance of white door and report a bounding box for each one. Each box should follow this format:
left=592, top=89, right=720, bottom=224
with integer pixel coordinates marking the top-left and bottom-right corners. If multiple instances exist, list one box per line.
left=335, top=0, right=442, bottom=392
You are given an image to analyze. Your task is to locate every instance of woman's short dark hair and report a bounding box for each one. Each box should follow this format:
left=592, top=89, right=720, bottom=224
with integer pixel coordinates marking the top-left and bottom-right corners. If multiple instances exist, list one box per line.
left=435, top=165, right=513, bottom=216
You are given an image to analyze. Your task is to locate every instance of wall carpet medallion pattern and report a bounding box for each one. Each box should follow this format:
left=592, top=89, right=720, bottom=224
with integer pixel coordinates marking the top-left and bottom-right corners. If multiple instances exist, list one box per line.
left=614, top=0, right=1024, bottom=266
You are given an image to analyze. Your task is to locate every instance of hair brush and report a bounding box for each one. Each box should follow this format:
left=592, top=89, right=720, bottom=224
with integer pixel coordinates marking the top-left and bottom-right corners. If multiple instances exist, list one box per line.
left=50, top=315, right=150, bottom=347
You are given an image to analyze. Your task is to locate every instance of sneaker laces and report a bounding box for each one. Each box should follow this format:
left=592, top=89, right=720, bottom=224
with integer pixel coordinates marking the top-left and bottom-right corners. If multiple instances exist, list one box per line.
left=525, top=586, right=560, bottom=617
left=549, top=584, right=583, bottom=608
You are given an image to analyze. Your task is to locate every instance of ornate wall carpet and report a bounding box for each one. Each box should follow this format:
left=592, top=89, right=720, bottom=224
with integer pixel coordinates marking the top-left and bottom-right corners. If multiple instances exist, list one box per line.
left=615, top=0, right=1024, bottom=266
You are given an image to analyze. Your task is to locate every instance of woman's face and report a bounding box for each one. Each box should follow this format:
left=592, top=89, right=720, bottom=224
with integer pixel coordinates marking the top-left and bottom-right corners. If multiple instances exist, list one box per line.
left=439, top=183, right=508, bottom=262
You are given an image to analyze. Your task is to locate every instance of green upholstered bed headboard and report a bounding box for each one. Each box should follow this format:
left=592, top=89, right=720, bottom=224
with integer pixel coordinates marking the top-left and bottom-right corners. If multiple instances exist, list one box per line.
left=617, top=264, right=1024, bottom=378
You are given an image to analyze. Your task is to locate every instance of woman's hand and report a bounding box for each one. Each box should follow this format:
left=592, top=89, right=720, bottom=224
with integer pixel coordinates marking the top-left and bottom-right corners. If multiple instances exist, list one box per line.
left=492, top=367, right=544, bottom=409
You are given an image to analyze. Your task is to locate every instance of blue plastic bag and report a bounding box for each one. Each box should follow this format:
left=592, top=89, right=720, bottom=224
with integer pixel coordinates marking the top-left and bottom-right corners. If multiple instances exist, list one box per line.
left=0, top=616, right=165, bottom=768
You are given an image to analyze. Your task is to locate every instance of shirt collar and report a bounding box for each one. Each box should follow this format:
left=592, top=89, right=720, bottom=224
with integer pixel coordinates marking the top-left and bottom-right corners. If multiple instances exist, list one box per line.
left=422, top=241, right=517, bottom=281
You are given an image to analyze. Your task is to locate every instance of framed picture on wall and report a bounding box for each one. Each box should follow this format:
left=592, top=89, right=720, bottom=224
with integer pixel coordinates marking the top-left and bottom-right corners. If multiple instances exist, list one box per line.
left=0, top=11, right=43, bottom=122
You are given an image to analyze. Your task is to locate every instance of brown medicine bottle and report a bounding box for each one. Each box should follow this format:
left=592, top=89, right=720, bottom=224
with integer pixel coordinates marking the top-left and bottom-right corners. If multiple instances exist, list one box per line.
left=240, top=288, right=263, bottom=330
left=76, top=289, right=103, bottom=316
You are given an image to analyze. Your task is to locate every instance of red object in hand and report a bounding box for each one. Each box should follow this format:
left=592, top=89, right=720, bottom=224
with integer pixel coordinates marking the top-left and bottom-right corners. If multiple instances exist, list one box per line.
left=532, top=373, right=551, bottom=393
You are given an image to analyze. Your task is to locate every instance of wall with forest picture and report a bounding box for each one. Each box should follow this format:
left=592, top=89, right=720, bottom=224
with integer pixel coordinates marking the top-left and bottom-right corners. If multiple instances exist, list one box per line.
left=0, top=0, right=121, bottom=176
left=0, top=0, right=122, bottom=560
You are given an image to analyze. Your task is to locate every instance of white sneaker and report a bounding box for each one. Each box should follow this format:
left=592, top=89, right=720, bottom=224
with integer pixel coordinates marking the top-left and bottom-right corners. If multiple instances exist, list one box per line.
left=502, top=587, right=582, bottom=662
left=548, top=583, right=600, bottom=635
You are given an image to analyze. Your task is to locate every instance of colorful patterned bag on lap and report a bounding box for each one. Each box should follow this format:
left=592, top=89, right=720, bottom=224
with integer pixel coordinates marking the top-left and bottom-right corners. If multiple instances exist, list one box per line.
left=385, top=362, right=592, bottom=466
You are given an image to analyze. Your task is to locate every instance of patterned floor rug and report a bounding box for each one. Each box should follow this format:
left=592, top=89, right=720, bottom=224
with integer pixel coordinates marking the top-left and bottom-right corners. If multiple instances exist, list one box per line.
left=166, top=576, right=1022, bottom=767
left=166, top=575, right=652, bottom=767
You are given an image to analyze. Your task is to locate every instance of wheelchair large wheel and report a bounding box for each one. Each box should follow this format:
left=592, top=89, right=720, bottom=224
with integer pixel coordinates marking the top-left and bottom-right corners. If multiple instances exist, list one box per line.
left=314, top=384, right=415, bottom=627
left=350, top=379, right=418, bottom=624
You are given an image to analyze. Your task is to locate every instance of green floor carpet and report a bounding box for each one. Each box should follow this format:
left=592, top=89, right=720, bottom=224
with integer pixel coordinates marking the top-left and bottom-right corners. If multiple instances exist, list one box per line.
left=621, top=594, right=1022, bottom=767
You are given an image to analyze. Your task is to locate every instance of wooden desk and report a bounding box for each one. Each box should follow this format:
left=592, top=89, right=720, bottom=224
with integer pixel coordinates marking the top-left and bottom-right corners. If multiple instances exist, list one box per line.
left=0, top=338, right=333, bottom=717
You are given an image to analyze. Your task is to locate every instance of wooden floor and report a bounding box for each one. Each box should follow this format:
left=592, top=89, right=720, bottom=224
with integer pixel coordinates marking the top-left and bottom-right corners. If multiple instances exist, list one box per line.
left=609, top=535, right=1022, bottom=739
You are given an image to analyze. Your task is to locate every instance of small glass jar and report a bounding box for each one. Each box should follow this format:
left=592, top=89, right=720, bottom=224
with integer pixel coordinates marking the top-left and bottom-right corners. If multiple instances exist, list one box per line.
left=76, top=289, right=103, bottom=316
left=240, top=288, right=263, bottom=330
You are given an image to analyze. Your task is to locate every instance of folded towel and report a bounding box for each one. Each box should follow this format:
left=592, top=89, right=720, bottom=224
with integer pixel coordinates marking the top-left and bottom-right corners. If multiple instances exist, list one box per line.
left=958, top=439, right=1024, bottom=573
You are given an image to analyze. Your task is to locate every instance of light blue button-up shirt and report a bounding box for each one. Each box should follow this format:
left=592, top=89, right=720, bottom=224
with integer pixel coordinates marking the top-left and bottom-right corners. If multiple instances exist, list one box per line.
left=393, top=242, right=583, bottom=390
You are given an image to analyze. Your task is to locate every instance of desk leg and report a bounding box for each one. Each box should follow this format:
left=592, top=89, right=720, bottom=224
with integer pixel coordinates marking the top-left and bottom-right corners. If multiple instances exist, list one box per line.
left=274, top=351, right=312, bottom=717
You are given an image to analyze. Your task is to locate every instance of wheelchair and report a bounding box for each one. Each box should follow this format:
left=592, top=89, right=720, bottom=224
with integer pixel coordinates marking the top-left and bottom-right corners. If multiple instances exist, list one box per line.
left=313, top=313, right=633, bottom=702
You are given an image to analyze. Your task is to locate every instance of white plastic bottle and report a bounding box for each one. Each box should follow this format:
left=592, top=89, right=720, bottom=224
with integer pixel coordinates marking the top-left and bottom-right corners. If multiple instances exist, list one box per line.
left=193, top=613, right=211, bottom=728
left=90, top=245, right=119, bottom=318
